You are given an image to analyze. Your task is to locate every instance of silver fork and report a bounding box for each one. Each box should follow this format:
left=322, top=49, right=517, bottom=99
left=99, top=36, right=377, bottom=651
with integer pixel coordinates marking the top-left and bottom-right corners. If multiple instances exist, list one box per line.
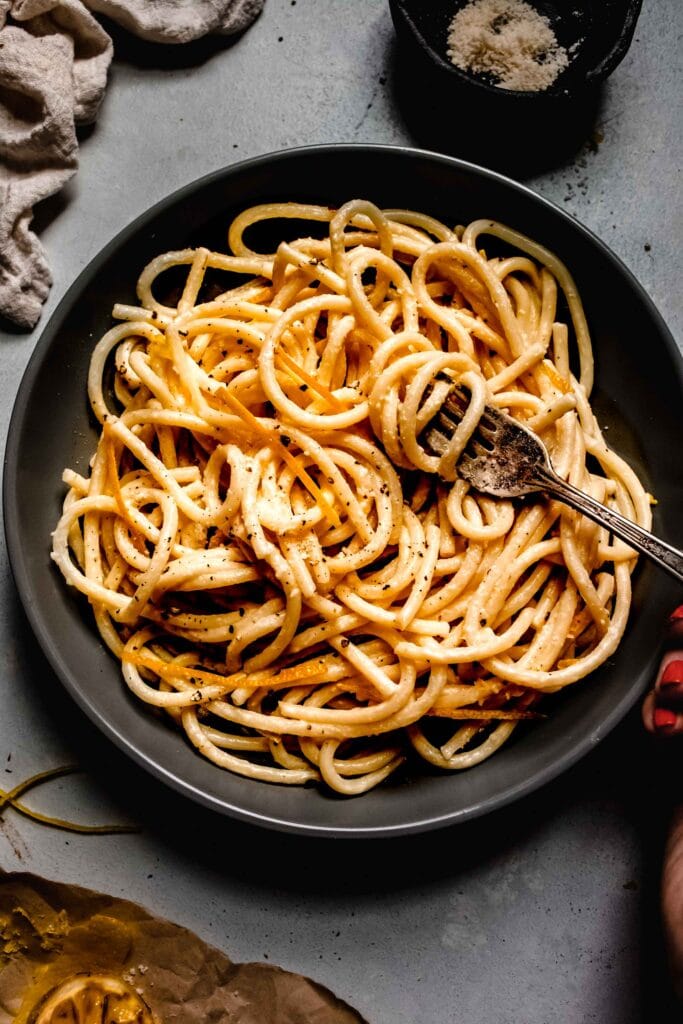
left=423, top=381, right=683, bottom=584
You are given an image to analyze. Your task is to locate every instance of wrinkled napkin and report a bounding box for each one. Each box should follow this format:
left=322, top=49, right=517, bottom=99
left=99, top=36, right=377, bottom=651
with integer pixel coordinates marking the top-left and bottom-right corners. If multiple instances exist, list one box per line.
left=0, top=870, right=368, bottom=1023
left=0, top=0, right=264, bottom=329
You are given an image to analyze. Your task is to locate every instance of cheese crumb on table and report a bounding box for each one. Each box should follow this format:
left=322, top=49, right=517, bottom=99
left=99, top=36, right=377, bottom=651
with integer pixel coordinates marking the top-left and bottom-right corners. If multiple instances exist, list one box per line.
left=447, top=0, right=570, bottom=92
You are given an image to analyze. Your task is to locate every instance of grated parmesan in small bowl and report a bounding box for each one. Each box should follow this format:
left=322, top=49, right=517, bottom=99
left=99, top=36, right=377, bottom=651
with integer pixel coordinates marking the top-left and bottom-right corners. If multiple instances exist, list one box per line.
left=389, top=0, right=642, bottom=100
left=446, top=0, right=572, bottom=93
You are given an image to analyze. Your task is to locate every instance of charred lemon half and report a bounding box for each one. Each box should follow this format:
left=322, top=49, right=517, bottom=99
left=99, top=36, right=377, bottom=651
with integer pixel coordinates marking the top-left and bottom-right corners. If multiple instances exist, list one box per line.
left=28, top=974, right=157, bottom=1024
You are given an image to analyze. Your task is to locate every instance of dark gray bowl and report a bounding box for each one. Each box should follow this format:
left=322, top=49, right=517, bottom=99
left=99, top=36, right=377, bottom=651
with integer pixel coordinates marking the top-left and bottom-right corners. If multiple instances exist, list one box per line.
left=4, top=144, right=681, bottom=837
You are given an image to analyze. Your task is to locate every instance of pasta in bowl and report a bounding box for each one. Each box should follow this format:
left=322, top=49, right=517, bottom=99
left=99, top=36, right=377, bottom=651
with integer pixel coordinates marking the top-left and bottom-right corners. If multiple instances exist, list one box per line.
left=51, top=199, right=650, bottom=796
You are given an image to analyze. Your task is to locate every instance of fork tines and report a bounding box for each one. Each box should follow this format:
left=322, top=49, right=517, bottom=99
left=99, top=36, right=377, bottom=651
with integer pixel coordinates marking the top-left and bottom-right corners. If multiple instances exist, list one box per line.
left=439, top=381, right=502, bottom=437
left=434, top=374, right=469, bottom=418
left=423, top=377, right=501, bottom=459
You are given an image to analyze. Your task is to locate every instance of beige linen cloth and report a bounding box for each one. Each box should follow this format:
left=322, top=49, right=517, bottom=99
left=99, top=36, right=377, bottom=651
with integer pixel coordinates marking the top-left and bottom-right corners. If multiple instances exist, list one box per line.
left=0, top=0, right=263, bottom=329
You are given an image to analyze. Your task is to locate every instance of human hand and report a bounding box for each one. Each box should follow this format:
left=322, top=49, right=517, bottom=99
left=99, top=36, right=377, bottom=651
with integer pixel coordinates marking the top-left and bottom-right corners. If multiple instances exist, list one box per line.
left=642, top=605, right=683, bottom=1001
left=642, top=606, right=683, bottom=736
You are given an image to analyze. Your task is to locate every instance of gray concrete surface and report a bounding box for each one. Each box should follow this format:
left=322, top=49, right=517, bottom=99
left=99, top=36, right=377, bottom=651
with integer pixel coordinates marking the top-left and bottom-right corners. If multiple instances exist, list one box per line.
left=1, top=1, right=682, bottom=1021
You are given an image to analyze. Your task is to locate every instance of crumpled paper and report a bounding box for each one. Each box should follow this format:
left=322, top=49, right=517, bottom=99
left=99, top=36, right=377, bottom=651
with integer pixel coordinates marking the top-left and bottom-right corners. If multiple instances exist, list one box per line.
left=0, top=871, right=368, bottom=1024
left=0, top=0, right=264, bottom=330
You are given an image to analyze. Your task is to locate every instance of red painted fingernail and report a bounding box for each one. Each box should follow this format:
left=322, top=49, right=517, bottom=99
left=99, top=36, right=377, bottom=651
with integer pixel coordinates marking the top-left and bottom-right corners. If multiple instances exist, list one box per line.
left=661, top=661, right=683, bottom=686
left=654, top=708, right=678, bottom=732
left=669, top=606, right=683, bottom=622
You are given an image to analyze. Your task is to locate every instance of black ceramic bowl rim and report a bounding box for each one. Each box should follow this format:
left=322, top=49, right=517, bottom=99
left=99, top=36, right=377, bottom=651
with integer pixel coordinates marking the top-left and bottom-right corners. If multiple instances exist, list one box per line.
left=4, top=143, right=681, bottom=838
left=389, top=0, right=644, bottom=100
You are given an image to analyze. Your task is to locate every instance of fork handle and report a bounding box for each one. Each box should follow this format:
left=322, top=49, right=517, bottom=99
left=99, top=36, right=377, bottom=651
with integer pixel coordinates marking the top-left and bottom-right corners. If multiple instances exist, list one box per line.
left=538, top=468, right=683, bottom=584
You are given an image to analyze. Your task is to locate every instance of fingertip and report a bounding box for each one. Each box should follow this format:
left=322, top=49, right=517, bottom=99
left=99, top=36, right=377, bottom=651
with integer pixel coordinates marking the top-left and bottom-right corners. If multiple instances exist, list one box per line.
left=642, top=641, right=683, bottom=738
left=656, top=652, right=683, bottom=688
left=643, top=686, right=683, bottom=737
left=653, top=653, right=683, bottom=718
left=653, top=707, right=682, bottom=735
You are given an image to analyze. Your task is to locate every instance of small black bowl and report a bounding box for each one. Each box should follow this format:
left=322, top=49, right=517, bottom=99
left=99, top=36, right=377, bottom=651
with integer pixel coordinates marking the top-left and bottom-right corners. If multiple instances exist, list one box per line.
left=388, top=0, right=642, bottom=173
left=389, top=0, right=642, bottom=100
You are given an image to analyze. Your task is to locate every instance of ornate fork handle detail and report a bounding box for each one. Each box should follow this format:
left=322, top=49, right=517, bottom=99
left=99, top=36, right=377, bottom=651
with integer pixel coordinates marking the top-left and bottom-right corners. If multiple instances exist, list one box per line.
left=535, top=465, right=683, bottom=584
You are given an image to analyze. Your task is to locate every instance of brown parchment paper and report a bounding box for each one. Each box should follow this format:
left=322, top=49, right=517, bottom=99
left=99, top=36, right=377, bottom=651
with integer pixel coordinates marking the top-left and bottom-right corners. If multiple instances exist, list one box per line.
left=0, top=871, right=368, bottom=1024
